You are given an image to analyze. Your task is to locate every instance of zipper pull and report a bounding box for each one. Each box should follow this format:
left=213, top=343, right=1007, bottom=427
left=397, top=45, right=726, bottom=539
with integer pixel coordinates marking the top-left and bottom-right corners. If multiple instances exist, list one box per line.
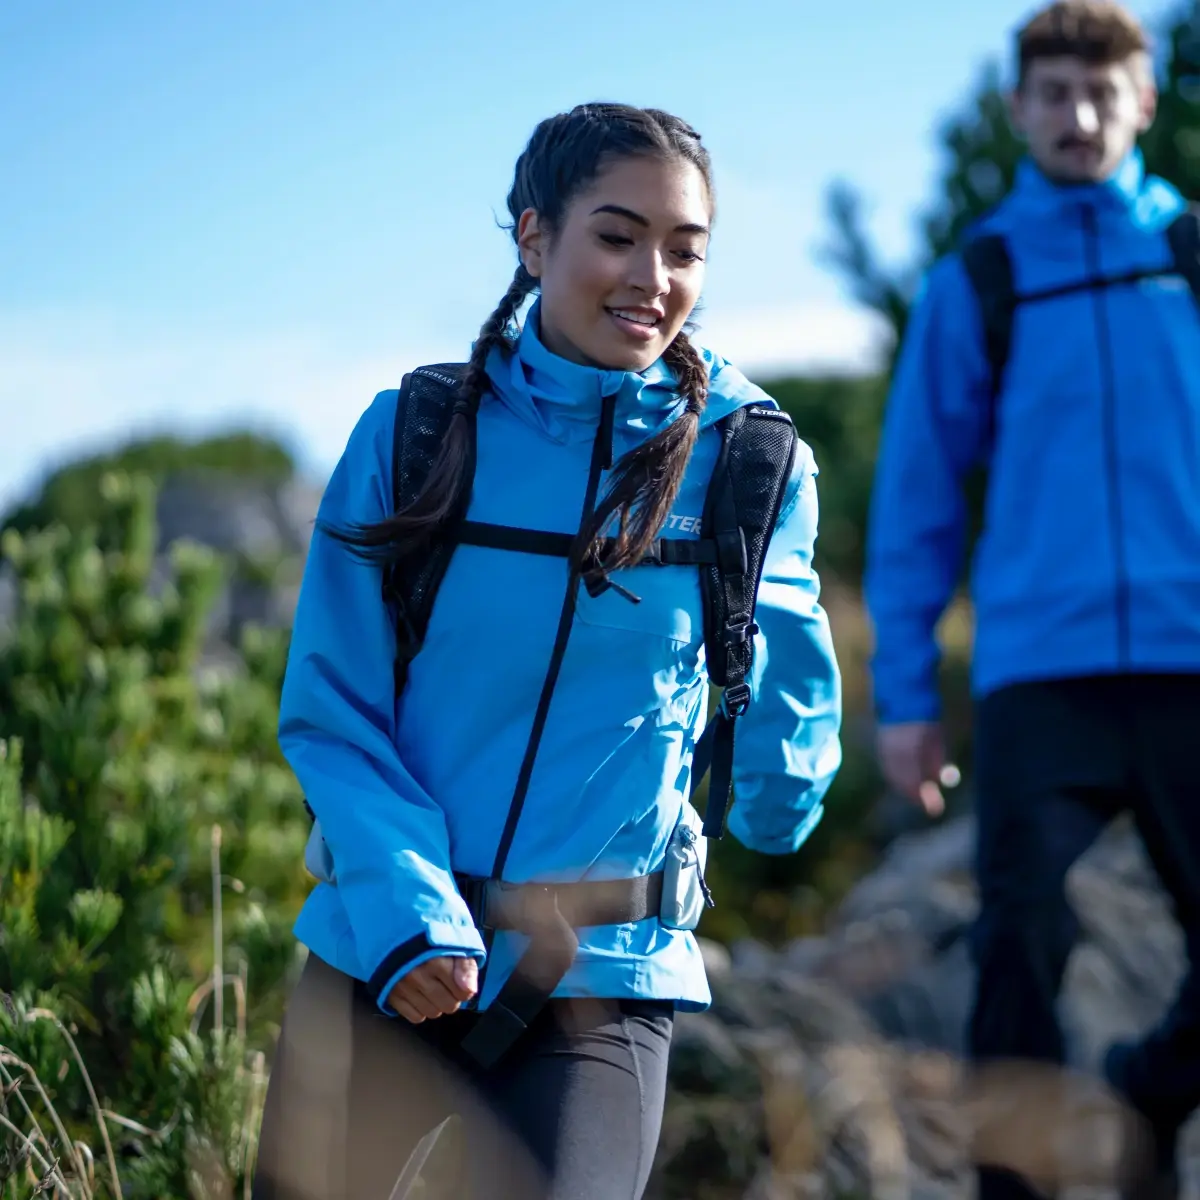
left=680, top=826, right=716, bottom=907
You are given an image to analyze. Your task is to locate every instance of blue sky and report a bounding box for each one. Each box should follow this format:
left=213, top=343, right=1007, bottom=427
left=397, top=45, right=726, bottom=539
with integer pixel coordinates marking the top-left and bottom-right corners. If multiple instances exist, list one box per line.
left=1, top=0, right=1176, bottom=507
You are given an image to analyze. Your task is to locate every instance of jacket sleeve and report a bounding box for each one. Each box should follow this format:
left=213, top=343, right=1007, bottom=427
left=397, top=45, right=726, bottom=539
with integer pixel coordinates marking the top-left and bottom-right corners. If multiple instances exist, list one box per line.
left=728, top=439, right=843, bottom=855
left=863, top=255, right=992, bottom=726
left=278, top=390, right=486, bottom=1012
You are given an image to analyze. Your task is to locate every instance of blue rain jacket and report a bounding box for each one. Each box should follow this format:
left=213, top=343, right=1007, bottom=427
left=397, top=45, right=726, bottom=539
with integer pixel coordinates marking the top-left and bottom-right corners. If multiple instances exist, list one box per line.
left=280, top=305, right=842, bottom=1013
left=866, top=151, right=1200, bottom=724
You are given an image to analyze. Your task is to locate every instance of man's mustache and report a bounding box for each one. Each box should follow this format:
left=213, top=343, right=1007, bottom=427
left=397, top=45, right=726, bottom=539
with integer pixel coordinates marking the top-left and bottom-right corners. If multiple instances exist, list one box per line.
left=1057, top=135, right=1101, bottom=151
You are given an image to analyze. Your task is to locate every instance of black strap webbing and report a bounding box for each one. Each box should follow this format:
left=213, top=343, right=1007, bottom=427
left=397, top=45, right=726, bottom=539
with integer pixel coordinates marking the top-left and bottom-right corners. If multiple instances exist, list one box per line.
left=457, top=902, right=578, bottom=1070
left=960, top=233, right=1016, bottom=410
left=454, top=870, right=664, bottom=933
left=455, top=520, right=719, bottom=566
left=693, top=405, right=797, bottom=840
left=455, top=871, right=664, bottom=1069
left=962, top=204, right=1200, bottom=411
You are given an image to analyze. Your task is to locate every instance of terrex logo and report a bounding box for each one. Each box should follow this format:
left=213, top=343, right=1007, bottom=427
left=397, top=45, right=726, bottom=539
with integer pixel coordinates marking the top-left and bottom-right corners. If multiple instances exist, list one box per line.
left=664, top=513, right=702, bottom=533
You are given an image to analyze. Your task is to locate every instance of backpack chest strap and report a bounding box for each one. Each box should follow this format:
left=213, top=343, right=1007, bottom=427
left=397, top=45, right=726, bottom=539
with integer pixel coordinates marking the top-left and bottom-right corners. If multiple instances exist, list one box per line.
left=454, top=520, right=720, bottom=567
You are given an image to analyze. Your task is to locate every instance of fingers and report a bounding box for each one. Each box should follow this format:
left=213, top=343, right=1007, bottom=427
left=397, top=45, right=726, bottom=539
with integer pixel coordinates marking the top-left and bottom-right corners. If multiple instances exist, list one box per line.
left=880, top=749, right=926, bottom=805
left=411, top=964, right=469, bottom=1016
left=878, top=723, right=956, bottom=818
left=453, top=957, right=479, bottom=999
left=389, top=992, right=428, bottom=1024
left=917, top=733, right=946, bottom=816
left=918, top=778, right=945, bottom=817
left=387, top=956, right=481, bottom=1024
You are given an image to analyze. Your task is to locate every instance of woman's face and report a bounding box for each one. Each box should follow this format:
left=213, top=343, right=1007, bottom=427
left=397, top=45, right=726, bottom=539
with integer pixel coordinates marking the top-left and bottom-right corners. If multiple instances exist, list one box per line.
left=517, top=155, right=711, bottom=372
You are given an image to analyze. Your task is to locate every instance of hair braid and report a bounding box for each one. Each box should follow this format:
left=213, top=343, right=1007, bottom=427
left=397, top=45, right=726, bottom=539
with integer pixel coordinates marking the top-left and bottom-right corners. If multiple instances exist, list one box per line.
left=457, top=266, right=534, bottom=415
left=322, top=266, right=533, bottom=560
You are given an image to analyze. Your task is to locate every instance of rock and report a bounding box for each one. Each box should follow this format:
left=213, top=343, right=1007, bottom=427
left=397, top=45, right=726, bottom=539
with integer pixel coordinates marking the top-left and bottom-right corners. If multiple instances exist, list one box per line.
left=153, top=471, right=321, bottom=646
left=155, top=472, right=318, bottom=562
left=655, top=812, right=1200, bottom=1198
left=698, top=936, right=733, bottom=980
left=670, top=1013, right=760, bottom=1097
left=730, top=938, right=777, bottom=981
left=650, top=1094, right=766, bottom=1200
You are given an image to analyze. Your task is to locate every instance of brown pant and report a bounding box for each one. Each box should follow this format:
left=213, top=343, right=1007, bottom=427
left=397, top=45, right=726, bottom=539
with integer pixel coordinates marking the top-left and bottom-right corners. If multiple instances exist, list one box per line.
left=251, top=953, right=547, bottom=1200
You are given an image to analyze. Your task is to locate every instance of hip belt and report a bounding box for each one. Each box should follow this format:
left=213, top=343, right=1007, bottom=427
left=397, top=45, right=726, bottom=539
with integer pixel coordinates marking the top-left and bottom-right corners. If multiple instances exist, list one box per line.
left=452, top=870, right=665, bottom=1070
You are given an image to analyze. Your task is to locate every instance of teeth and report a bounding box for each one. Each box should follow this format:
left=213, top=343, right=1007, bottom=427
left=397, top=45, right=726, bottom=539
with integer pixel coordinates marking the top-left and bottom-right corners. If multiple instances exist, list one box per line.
left=611, top=309, right=658, bottom=327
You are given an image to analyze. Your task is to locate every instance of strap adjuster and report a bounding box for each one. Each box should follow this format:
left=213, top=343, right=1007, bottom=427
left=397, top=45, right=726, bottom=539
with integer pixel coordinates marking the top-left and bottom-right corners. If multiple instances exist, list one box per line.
left=722, top=614, right=759, bottom=646
left=720, top=682, right=752, bottom=719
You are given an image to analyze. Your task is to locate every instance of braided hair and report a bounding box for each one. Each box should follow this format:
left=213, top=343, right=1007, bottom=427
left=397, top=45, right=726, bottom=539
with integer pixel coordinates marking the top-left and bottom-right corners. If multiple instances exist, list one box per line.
left=329, top=103, right=714, bottom=567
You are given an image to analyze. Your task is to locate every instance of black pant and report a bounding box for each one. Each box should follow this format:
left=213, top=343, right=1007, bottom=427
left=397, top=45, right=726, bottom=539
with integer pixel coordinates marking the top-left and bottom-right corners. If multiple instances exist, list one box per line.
left=969, top=674, right=1200, bottom=1199
left=252, top=952, right=673, bottom=1200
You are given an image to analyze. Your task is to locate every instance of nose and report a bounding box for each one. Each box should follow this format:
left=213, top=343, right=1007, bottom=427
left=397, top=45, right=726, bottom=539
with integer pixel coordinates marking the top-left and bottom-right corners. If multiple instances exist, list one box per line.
left=629, top=246, right=669, bottom=296
left=1070, top=99, right=1100, bottom=135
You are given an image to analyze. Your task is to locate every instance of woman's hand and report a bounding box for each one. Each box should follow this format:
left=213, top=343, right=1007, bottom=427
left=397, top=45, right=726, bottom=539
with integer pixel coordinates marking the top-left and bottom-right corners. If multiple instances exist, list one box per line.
left=387, top=956, right=479, bottom=1023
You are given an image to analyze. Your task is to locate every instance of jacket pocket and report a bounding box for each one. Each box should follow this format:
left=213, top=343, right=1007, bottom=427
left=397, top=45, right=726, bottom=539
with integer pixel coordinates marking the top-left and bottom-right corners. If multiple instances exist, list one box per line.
left=573, top=561, right=703, bottom=646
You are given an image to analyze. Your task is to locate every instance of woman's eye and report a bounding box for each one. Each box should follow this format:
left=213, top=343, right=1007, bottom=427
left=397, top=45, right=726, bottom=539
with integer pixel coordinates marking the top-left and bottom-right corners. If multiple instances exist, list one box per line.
left=599, top=233, right=633, bottom=247
left=675, top=249, right=705, bottom=264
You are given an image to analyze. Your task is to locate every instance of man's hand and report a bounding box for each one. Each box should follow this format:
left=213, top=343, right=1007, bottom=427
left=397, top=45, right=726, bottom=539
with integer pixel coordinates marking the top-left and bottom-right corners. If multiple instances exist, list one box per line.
left=876, top=721, right=956, bottom=817
left=388, top=956, right=478, bottom=1023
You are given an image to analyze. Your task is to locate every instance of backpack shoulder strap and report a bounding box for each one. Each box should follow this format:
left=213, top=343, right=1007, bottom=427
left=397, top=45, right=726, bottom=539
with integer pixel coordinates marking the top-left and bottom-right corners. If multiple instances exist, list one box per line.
left=692, top=403, right=798, bottom=839
left=386, top=362, right=471, bottom=693
left=959, top=233, right=1017, bottom=412
left=1166, top=202, right=1200, bottom=306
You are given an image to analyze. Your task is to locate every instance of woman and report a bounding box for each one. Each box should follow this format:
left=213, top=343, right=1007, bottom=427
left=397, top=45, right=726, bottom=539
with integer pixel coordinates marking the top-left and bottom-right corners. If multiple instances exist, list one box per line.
left=254, top=102, right=842, bottom=1200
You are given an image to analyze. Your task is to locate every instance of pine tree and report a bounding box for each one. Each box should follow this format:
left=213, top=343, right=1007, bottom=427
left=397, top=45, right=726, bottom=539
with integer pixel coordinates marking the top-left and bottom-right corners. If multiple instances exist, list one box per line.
left=0, top=472, right=309, bottom=1198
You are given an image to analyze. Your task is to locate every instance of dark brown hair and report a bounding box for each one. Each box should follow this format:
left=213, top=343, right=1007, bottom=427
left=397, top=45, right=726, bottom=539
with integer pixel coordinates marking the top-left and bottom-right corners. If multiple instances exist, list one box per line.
left=1017, top=0, right=1150, bottom=84
left=327, top=102, right=714, bottom=580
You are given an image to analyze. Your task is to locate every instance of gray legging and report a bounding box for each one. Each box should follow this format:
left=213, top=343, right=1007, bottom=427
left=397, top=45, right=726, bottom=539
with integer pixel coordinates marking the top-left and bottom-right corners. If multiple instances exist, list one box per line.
left=252, top=952, right=674, bottom=1200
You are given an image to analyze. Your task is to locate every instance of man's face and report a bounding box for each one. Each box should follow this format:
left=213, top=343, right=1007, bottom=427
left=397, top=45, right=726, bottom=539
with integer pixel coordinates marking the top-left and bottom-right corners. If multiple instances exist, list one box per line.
left=1009, top=55, right=1156, bottom=183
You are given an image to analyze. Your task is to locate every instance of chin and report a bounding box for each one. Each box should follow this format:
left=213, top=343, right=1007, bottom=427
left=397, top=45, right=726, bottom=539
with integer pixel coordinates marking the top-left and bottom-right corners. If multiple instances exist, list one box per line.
left=584, top=335, right=666, bottom=374
left=1043, top=149, right=1113, bottom=185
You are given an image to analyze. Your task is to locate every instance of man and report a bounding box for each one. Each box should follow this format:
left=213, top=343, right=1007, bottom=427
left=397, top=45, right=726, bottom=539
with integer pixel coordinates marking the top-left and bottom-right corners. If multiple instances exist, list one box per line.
left=864, top=2, right=1200, bottom=1197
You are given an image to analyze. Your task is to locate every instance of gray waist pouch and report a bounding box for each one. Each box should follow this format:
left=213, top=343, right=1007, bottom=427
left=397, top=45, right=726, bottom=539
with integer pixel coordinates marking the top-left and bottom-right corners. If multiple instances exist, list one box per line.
left=659, top=804, right=712, bottom=931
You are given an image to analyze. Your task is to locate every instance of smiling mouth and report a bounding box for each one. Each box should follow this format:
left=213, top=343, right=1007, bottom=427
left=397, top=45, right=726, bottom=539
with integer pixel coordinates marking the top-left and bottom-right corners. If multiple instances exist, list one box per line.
left=606, top=307, right=662, bottom=339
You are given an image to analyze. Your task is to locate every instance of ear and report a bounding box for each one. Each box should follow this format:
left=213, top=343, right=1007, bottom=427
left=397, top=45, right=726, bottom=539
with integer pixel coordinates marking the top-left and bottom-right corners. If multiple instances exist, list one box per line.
left=1137, top=80, right=1158, bottom=133
left=516, top=208, right=545, bottom=280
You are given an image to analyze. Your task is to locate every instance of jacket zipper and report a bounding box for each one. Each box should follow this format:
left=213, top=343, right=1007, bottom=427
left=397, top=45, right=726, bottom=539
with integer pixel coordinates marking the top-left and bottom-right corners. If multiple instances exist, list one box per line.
left=488, top=391, right=617, bottom=882
left=1082, top=204, right=1130, bottom=670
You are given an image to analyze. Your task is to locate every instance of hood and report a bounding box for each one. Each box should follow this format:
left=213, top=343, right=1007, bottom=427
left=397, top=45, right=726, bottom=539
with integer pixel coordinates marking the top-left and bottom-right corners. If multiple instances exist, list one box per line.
left=980, top=148, right=1185, bottom=238
left=483, top=298, right=775, bottom=446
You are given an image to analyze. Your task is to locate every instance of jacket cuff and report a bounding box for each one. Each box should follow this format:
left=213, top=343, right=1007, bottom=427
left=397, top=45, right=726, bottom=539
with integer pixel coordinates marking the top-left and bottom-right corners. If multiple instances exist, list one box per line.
left=874, top=688, right=941, bottom=726
left=367, top=925, right=487, bottom=1015
left=728, top=801, right=825, bottom=857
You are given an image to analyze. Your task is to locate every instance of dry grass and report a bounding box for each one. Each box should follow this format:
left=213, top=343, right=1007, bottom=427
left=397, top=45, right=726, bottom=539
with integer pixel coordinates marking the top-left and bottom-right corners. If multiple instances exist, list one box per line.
left=0, top=825, right=270, bottom=1200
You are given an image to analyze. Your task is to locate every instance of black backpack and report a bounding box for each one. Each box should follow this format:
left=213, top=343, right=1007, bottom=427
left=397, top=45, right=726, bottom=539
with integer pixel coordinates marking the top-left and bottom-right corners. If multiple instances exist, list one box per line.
left=960, top=203, right=1200, bottom=437
left=340, top=364, right=798, bottom=1068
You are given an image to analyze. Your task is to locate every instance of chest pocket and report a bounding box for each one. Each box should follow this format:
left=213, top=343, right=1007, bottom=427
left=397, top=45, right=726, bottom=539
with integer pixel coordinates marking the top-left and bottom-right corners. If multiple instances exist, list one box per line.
left=574, top=552, right=704, bottom=646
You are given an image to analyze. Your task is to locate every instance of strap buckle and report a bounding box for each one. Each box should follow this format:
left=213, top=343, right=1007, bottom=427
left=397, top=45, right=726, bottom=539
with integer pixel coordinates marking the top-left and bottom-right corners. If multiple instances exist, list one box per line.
left=720, top=682, right=752, bottom=719
left=722, top=613, right=759, bottom=647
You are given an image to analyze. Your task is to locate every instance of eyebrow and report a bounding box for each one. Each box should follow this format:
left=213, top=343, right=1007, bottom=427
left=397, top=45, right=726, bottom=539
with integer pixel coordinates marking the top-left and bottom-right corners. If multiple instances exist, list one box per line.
left=590, top=204, right=709, bottom=236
